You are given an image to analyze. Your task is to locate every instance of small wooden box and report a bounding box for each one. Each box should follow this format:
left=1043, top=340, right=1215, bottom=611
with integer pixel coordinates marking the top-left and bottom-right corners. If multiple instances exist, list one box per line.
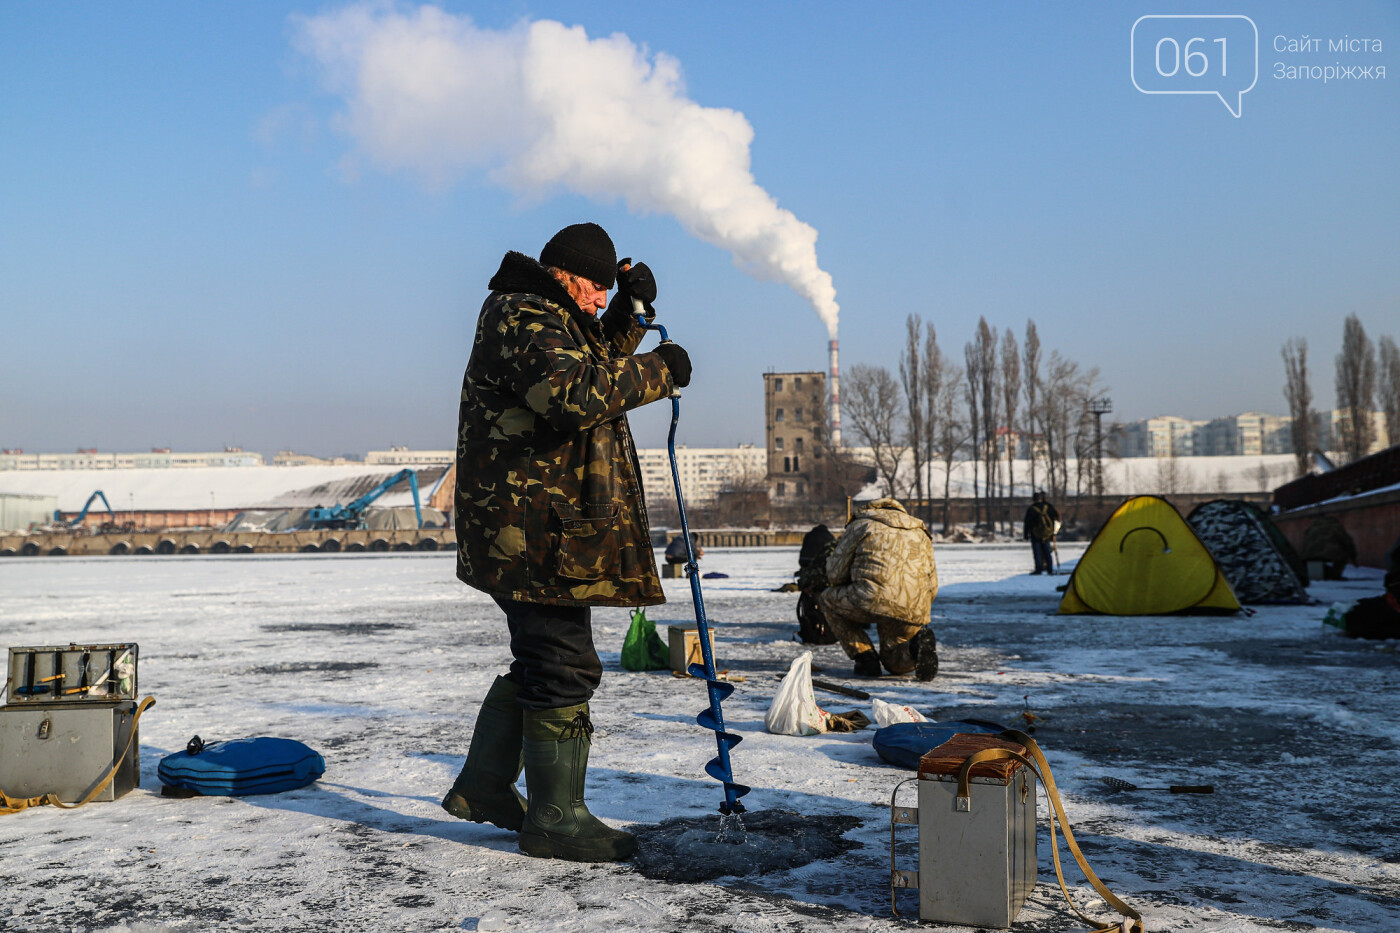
left=666, top=626, right=715, bottom=674
left=662, top=562, right=686, bottom=579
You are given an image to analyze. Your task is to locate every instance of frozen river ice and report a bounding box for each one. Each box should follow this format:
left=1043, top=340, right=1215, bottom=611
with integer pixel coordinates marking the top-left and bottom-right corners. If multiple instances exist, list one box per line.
left=2, top=545, right=1398, bottom=932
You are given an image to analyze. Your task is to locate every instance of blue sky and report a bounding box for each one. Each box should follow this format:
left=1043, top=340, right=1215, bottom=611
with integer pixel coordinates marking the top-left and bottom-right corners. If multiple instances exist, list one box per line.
left=2, top=1, right=1396, bottom=458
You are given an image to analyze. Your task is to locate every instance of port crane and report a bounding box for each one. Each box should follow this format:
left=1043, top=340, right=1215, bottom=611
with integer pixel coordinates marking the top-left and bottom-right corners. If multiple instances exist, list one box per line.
left=295, top=469, right=422, bottom=531
left=55, top=490, right=115, bottom=529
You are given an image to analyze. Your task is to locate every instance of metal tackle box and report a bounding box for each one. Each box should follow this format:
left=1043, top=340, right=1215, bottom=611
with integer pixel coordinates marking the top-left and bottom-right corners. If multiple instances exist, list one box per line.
left=6, top=644, right=138, bottom=703
left=891, top=733, right=1037, bottom=929
left=1, top=644, right=143, bottom=803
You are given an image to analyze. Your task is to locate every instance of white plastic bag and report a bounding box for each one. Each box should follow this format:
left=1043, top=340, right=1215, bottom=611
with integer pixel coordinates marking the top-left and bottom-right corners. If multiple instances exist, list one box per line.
left=765, top=651, right=830, bottom=736
left=871, top=697, right=929, bottom=727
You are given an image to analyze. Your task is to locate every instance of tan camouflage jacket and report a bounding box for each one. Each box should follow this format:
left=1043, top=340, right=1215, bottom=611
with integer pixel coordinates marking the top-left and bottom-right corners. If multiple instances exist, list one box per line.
left=454, top=251, right=675, bottom=606
left=820, top=498, right=938, bottom=627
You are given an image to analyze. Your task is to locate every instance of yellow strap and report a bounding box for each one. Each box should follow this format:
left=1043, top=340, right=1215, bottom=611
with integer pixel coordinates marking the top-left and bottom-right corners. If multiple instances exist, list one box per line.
left=953, top=733, right=1145, bottom=933
left=0, top=696, right=156, bottom=816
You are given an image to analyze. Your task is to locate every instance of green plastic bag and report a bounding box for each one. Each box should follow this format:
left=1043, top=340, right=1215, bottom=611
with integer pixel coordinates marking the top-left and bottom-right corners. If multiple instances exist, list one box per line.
left=621, top=608, right=670, bottom=671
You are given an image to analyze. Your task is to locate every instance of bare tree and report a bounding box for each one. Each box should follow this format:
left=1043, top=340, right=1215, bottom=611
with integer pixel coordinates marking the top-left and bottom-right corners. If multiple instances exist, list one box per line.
left=920, top=324, right=946, bottom=523
left=1022, top=320, right=1042, bottom=495
left=963, top=339, right=983, bottom=526
left=843, top=363, right=907, bottom=497
left=975, top=320, right=1000, bottom=528
left=1037, top=353, right=1101, bottom=505
left=935, top=363, right=966, bottom=534
left=1069, top=370, right=1107, bottom=503
left=898, top=316, right=925, bottom=515
left=1039, top=352, right=1076, bottom=501
left=1335, top=314, right=1377, bottom=462
left=1281, top=338, right=1315, bottom=477
left=706, top=453, right=771, bottom=528
left=1000, top=327, right=1021, bottom=527
left=1378, top=334, right=1400, bottom=449
left=1155, top=456, right=1183, bottom=496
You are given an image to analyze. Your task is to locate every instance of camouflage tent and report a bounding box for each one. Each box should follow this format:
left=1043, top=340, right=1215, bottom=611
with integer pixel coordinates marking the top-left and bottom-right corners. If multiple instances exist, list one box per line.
left=1187, top=499, right=1309, bottom=604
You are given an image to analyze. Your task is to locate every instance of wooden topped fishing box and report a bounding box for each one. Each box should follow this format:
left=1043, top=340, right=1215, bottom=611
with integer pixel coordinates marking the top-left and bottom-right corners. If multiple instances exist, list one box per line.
left=892, top=733, right=1037, bottom=929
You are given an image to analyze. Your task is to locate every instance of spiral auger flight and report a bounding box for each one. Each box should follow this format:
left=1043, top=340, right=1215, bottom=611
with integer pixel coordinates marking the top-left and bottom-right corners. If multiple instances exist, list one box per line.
left=639, top=313, right=751, bottom=815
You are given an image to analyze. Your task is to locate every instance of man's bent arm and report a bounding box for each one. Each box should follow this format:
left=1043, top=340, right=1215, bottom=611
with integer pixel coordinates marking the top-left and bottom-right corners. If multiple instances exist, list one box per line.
left=502, top=305, right=672, bottom=432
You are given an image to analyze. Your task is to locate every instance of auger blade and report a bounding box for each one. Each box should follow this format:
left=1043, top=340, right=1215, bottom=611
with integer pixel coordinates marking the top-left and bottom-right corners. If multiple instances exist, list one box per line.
left=706, top=760, right=752, bottom=797
left=696, top=709, right=740, bottom=735
left=695, top=723, right=743, bottom=749
left=728, top=782, right=752, bottom=801
left=696, top=677, right=735, bottom=703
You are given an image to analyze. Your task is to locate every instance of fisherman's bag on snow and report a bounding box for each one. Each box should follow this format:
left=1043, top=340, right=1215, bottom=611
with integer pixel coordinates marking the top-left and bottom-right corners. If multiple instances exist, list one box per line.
left=872, top=719, right=1006, bottom=770
left=620, top=608, right=670, bottom=671
left=158, top=737, right=325, bottom=796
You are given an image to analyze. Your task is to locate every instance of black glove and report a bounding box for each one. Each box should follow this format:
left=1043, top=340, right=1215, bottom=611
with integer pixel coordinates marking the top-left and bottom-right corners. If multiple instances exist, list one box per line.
left=603, top=258, right=657, bottom=333
left=653, top=341, right=691, bottom=388
left=617, top=258, right=657, bottom=311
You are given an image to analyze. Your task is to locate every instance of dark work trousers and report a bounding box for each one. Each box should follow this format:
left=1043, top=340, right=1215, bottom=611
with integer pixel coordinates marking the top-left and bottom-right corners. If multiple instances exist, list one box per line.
left=495, top=596, right=602, bottom=710
left=1031, top=538, right=1054, bottom=574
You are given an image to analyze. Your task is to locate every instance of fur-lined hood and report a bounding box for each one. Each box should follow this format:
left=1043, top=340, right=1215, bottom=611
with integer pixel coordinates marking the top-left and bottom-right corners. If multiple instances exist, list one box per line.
left=486, top=250, right=589, bottom=320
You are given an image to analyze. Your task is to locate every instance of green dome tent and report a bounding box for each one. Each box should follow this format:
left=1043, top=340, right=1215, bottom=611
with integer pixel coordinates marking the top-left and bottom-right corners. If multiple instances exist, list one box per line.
left=1059, top=495, right=1241, bottom=615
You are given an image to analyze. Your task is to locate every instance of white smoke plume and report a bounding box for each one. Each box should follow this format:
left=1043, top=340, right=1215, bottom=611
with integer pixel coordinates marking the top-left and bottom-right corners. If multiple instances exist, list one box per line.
left=295, top=4, right=839, bottom=338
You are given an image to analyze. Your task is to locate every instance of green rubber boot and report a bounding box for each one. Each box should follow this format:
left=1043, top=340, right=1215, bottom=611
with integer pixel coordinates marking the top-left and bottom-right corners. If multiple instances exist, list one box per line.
left=518, top=704, right=637, bottom=862
left=442, top=676, right=527, bottom=832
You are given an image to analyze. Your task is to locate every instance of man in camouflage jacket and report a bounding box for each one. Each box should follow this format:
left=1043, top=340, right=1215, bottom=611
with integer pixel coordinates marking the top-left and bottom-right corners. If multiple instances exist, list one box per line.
left=443, top=223, right=692, bottom=863
left=818, top=498, right=940, bottom=680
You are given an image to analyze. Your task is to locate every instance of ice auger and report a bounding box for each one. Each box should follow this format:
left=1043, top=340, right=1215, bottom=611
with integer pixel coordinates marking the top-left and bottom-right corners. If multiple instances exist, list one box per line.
left=638, top=309, right=751, bottom=815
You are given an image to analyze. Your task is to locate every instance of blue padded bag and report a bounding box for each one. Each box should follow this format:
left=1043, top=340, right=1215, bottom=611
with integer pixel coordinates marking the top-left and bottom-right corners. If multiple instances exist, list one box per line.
left=871, top=719, right=1007, bottom=770
left=158, top=737, right=325, bottom=796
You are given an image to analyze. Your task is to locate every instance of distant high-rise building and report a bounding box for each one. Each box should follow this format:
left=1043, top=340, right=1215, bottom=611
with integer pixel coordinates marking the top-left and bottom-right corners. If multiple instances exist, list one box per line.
left=1115, top=409, right=1389, bottom=459
left=1115, top=416, right=1202, bottom=458
left=1196, top=412, right=1293, bottom=456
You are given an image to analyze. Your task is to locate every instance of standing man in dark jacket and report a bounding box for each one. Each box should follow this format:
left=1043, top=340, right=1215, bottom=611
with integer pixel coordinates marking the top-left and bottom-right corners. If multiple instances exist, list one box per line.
left=443, top=223, right=692, bottom=863
left=1023, top=490, right=1059, bottom=575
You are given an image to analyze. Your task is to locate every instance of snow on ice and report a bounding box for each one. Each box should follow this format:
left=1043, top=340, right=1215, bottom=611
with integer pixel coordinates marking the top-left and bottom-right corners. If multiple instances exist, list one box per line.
left=1, top=545, right=1397, bottom=932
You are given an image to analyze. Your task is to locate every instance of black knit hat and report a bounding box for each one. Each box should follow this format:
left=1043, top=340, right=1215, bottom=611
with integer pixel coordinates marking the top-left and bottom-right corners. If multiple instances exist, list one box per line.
left=540, top=223, right=616, bottom=289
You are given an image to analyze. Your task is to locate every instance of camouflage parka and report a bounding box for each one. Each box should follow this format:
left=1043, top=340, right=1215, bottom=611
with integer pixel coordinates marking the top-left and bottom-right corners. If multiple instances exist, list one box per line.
left=820, top=498, right=938, bottom=627
left=455, top=251, right=674, bottom=606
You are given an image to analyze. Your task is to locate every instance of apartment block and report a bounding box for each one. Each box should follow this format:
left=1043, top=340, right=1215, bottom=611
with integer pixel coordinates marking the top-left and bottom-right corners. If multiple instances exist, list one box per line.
left=366, top=447, right=456, bottom=467
left=0, top=447, right=264, bottom=470
left=1115, top=416, right=1203, bottom=458
left=635, top=445, right=766, bottom=506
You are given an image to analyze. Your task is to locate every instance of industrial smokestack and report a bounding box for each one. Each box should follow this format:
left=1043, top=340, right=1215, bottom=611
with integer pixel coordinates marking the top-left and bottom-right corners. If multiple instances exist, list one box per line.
left=828, top=339, right=841, bottom=448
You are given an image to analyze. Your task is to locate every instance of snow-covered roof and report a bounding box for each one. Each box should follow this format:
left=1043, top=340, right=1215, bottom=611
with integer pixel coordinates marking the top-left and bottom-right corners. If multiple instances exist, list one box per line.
left=0, top=464, right=448, bottom=512
left=853, top=454, right=1299, bottom=501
